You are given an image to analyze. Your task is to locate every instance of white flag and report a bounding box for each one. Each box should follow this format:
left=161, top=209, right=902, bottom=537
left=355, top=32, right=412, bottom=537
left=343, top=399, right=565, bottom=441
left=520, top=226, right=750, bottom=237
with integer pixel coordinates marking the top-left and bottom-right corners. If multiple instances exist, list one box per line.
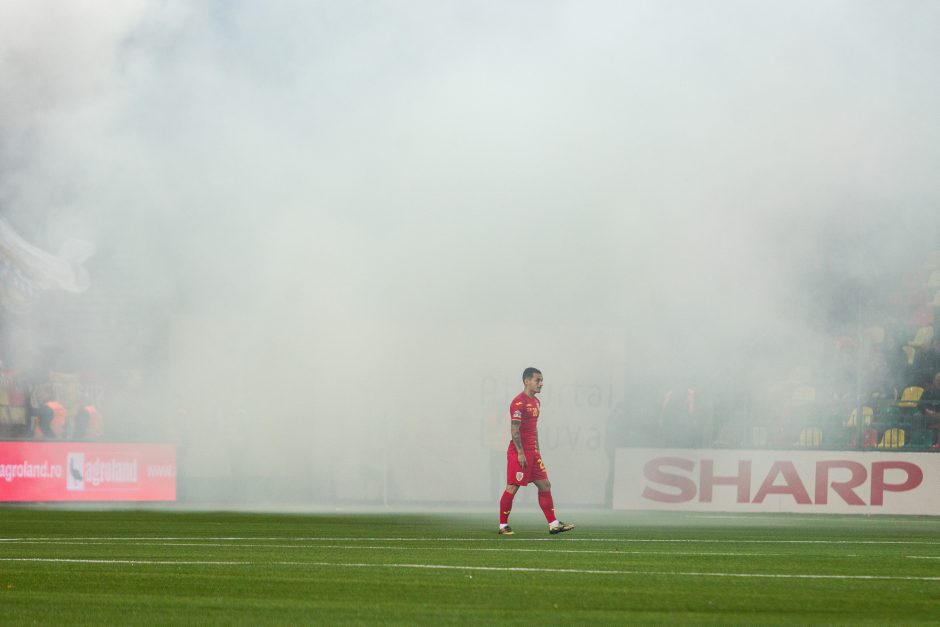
left=0, top=219, right=95, bottom=314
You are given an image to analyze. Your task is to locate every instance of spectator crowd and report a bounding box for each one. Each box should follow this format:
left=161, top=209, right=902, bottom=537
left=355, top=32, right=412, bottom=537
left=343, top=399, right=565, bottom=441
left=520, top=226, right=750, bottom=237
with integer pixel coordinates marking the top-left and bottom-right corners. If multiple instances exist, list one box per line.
left=0, top=358, right=104, bottom=441
left=648, top=250, right=940, bottom=451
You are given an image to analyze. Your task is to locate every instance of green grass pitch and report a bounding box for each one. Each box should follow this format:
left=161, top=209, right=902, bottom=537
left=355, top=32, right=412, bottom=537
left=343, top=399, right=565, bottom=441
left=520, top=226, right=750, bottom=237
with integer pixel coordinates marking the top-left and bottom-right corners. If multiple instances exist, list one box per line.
left=1, top=508, right=938, bottom=624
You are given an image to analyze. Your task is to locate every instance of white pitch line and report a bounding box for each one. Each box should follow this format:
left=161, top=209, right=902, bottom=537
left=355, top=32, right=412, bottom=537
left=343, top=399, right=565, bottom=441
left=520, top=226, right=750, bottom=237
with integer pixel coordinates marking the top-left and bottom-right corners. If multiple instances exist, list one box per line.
left=685, top=515, right=939, bottom=524
left=301, top=546, right=787, bottom=557
left=907, top=556, right=940, bottom=560
left=0, top=536, right=935, bottom=545
left=281, top=562, right=940, bottom=582
left=0, top=539, right=788, bottom=557
left=0, top=558, right=250, bottom=565
left=2, top=557, right=937, bottom=581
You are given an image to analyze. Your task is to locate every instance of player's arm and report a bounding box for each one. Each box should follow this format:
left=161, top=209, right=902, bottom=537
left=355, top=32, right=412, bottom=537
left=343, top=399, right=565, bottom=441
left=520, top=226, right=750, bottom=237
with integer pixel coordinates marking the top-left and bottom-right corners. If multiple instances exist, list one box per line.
left=511, top=419, right=526, bottom=467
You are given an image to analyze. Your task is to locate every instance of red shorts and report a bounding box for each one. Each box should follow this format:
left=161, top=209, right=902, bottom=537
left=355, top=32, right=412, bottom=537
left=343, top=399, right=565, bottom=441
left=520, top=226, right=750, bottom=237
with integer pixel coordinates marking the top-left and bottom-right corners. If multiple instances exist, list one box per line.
left=506, top=443, right=548, bottom=486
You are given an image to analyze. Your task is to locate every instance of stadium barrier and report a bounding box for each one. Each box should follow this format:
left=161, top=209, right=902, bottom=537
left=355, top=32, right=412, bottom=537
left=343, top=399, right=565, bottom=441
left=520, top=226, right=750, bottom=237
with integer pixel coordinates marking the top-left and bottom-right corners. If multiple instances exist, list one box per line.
left=0, top=442, right=176, bottom=502
left=613, top=448, right=940, bottom=515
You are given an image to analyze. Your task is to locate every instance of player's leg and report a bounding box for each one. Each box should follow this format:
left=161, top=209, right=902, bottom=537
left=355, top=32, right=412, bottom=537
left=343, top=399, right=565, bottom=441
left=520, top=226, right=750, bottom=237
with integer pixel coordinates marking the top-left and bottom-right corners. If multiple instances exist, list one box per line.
left=530, top=454, right=555, bottom=523
left=500, top=483, right=518, bottom=531
left=500, top=446, right=525, bottom=535
left=533, top=471, right=574, bottom=535
left=532, top=478, right=557, bottom=523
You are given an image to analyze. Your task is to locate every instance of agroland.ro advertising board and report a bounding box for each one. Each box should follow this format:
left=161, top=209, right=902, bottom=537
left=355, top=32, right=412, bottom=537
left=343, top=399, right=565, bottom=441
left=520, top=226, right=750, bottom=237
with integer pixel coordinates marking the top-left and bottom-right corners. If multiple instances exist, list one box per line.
left=613, top=448, right=940, bottom=515
left=0, top=442, right=176, bottom=502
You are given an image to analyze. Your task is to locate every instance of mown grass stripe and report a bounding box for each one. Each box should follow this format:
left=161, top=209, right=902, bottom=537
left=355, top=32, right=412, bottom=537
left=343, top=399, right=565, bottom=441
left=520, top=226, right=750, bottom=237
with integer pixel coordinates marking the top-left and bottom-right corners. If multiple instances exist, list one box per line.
left=0, top=558, right=250, bottom=565
left=1, top=536, right=936, bottom=545
left=0, top=539, right=792, bottom=556
left=3, top=557, right=937, bottom=581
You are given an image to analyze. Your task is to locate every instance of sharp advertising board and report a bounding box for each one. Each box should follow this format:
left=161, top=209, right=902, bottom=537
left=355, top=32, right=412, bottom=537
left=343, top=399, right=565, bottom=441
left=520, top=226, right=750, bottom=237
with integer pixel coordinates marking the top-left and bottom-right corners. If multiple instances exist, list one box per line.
left=613, top=448, right=940, bottom=515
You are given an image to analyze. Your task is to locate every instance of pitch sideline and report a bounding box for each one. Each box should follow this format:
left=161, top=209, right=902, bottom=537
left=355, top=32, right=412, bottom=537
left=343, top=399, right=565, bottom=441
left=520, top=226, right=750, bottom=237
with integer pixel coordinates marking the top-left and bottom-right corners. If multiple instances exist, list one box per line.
left=1, top=536, right=937, bottom=545
left=1, top=557, right=938, bottom=582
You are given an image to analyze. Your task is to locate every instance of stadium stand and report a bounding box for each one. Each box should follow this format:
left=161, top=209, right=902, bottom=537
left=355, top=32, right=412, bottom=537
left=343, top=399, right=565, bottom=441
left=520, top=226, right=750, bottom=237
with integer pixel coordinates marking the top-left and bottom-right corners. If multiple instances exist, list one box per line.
left=898, top=386, right=925, bottom=409
left=877, top=427, right=906, bottom=449
left=798, top=426, right=822, bottom=448
left=650, top=249, right=940, bottom=451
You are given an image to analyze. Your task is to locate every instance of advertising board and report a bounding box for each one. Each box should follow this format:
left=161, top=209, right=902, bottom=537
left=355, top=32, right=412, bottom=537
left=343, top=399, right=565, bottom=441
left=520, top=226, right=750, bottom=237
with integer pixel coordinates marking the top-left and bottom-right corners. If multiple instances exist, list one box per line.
left=613, top=448, right=940, bottom=514
left=0, top=442, right=176, bottom=502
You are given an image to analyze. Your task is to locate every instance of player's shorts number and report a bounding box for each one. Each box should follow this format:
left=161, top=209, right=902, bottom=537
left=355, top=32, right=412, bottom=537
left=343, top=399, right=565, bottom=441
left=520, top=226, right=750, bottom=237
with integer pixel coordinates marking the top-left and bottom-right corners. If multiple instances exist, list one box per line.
left=537, top=457, right=545, bottom=471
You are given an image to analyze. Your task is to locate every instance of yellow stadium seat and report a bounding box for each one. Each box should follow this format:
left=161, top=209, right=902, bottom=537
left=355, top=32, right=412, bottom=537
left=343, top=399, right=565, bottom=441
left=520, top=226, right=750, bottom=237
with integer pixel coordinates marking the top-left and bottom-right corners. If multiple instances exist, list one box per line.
left=902, top=345, right=917, bottom=365
left=846, top=406, right=873, bottom=427
left=898, top=386, right=924, bottom=408
left=878, top=427, right=906, bottom=448
left=791, top=386, right=816, bottom=406
left=798, top=427, right=822, bottom=447
left=908, top=326, right=934, bottom=348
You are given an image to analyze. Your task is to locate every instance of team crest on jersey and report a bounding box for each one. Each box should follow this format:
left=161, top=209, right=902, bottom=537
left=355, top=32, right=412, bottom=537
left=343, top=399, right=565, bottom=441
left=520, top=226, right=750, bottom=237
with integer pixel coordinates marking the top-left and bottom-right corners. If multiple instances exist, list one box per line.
left=515, top=471, right=524, bottom=482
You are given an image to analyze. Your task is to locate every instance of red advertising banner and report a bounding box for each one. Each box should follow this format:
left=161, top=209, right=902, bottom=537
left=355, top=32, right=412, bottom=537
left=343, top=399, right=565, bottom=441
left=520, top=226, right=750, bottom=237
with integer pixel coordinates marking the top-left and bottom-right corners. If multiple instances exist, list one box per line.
left=0, top=442, right=176, bottom=502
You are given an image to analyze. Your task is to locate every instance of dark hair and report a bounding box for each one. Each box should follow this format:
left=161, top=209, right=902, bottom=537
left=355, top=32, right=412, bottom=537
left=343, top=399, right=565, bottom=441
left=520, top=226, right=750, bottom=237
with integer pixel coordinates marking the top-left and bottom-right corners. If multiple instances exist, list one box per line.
left=522, top=367, right=542, bottom=381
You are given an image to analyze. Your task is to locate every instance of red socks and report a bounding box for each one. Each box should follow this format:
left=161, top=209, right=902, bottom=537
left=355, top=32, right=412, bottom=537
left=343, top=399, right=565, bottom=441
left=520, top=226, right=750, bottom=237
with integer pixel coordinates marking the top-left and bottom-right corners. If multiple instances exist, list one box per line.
left=538, top=490, right=556, bottom=523
left=499, top=490, right=515, bottom=525
left=501, top=490, right=557, bottom=525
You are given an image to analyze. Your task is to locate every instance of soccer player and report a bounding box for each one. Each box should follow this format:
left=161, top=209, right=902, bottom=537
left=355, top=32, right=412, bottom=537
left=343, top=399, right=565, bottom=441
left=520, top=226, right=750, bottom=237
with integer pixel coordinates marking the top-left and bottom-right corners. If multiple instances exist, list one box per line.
left=498, top=367, right=575, bottom=536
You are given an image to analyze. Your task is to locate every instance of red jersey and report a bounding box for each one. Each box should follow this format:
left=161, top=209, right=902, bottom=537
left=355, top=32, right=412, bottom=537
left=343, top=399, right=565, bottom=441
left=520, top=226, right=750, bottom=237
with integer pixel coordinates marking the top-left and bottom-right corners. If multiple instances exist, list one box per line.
left=509, top=392, right=540, bottom=451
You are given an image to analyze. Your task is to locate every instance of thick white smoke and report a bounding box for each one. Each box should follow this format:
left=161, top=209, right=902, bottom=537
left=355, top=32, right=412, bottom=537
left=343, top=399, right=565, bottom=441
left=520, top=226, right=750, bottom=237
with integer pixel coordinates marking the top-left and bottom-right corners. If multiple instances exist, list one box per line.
left=2, top=0, right=939, bottom=507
